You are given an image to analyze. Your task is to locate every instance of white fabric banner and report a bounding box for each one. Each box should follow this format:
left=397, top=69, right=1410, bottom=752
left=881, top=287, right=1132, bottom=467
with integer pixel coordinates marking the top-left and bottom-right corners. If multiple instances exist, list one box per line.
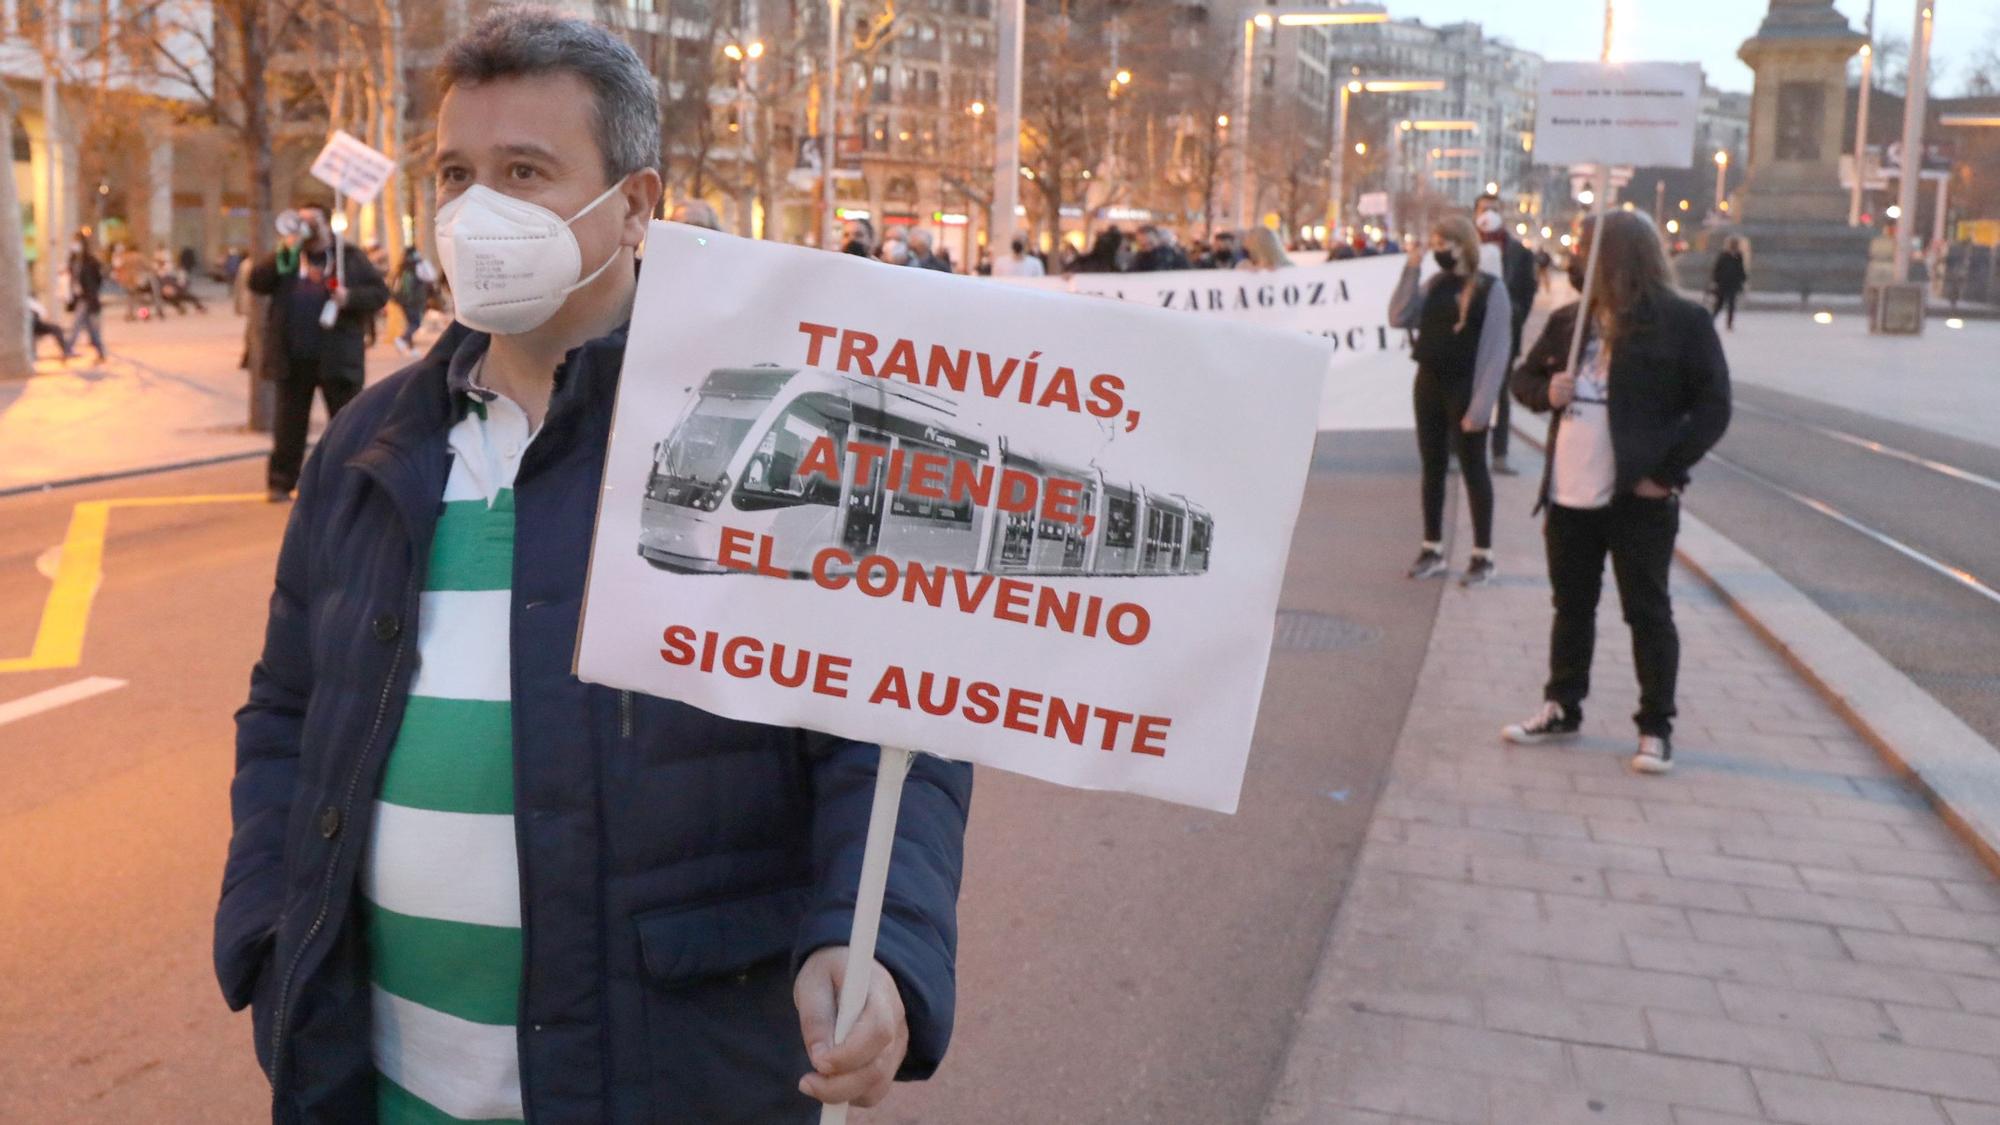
left=1003, top=255, right=1418, bottom=431
left=575, top=224, right=1331, bottom=813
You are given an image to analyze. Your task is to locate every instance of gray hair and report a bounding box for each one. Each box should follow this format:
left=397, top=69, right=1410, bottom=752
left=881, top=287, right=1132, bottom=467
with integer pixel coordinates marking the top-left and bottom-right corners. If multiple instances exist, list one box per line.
left=439, top=6, right=661, bottom=184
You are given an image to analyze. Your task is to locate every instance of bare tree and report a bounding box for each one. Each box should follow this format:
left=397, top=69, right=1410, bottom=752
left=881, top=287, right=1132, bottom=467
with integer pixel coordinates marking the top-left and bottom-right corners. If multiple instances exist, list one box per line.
left=138, top=0, right=322, bottom=256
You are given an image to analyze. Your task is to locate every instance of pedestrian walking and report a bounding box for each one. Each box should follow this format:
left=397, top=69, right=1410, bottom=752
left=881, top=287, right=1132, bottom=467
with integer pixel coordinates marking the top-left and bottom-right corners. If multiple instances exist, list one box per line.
left=907, top=228, right=952, bottom=272
left=1475, top=193, right=1539, bottom=477
left=1504, top=210, right=1733, bottom=774
left=1240, top=226, right=1293, bottom=270
left=215, top=13, right=969, bottom=1123
left=1710, top=236, right=1747, bottom=331
left=1534, top=245, right=1553, bottom=292
left=390, top=247, right=439, bottom=355
left=990, top=235, right=1045, bottom=278
left=62, top=233, right=108, bottom=362
left=246, top=199, right=389, bottom=502
left=1390, top=214, right=1513, bottom=587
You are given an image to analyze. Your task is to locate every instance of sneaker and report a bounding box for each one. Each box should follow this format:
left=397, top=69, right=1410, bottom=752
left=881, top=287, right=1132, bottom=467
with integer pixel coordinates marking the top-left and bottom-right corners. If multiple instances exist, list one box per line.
left=1406, top=548, right=1448, bottom=580
left=1502, top=701, right=1581, bottom=744
left=1492, top=457, right=1520, bottom=477
left=1461, top=556, right=1495, bottom=587
left=1631, top=735, right=1674, bottom=775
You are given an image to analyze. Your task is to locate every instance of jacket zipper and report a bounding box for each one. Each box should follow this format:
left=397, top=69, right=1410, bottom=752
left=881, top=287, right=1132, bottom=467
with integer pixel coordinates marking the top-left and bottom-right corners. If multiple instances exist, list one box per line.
left=619, top=690, right=632, bottom=740
left=266, top=569, right=418, bottom=1099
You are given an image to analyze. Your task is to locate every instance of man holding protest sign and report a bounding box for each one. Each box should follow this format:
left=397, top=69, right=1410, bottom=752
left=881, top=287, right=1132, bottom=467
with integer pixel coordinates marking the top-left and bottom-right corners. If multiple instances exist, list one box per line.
left=215, top=10, right=971, bottom=1122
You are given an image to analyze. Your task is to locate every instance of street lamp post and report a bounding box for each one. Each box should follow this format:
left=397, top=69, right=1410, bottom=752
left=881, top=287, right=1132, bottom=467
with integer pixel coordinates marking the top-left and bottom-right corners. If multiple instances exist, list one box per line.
left=1714, top=149, right=1729, bottom=217
left=1892, top=0, right=1935, bottom=283
left=1235, top=4, right=1388, bottom=233
left=723, top=39, right=765, bottom=238
left=1851, top=0, right=1876, bottom=227
left=1328, top=77, right=1445, bottom=245
left=992, top=0, right=1024, bottom=248
left=823, top=0, right=841, bottom=249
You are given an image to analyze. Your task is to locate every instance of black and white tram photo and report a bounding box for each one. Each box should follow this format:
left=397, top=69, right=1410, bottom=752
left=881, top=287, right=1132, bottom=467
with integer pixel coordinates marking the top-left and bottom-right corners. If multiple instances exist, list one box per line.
left=636, top=366, right=1216, bottom=578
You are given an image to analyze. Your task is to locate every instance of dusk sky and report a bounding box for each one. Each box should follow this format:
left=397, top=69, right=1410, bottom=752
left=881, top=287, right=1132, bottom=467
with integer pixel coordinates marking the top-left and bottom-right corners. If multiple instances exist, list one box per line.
left=1388, top=0, right=2000, bottom=95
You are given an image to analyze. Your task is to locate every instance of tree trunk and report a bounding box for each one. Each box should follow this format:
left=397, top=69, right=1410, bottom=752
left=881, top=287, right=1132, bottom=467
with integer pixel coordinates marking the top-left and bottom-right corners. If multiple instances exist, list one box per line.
left=241, top=0, right=276, bottom=257
left=0, top=105, right=37, bottom=381
left=377, top=0, right=407, bottom=265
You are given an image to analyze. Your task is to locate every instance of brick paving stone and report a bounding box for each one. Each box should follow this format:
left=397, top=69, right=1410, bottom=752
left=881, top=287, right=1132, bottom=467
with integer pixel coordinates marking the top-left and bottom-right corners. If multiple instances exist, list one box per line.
left=1608, top=871, right=1754, bottom=914
left=1886, top=1004, right=2000, bottom=1056
left=1569, top=1045, right=1762, bottom=1115
left=1559, top=963, right=1725, bottom=1015
left=1715, top=981, right=1895, bottom=1039
left=1893, top=903, right=2000, bottom=944
left=1485, top=990, right=1652, bottom=1049
left=1741, top=887, right=1900, bottom=932
left=1645, top=1008, right=1831, bottom=1075
left=1488, top=1079, right=1675, bottom=1124
left=1839, top=929, right=2000, bottom=978
left=1821, top=1036, right=2000, bottom=1102
left=1686, top=910, right=1847, bottom=957
left=1750, top=1071, right=1950, bottom=1125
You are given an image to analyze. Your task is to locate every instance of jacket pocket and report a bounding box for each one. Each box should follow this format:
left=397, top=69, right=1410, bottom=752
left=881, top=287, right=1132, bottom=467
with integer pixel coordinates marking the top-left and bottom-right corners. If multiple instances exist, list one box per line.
left=634, top=884, right=812, bottom=987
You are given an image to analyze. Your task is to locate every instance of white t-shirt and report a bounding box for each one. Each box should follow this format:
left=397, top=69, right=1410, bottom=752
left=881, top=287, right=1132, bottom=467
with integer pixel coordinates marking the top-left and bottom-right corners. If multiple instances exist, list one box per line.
left=991, top=254, right=1045, bottom=278
left=1551, top=337, right=1616, bottom=510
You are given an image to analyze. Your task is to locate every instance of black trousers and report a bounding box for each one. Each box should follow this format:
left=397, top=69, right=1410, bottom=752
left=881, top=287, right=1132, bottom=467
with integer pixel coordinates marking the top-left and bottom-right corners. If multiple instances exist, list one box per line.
left=1413, top=367, right=1493, bottom=551
left=1711, top=288, right=1739, bottom=329
left=268, top=359, right=362, bottom=493
left=1491, top=381, right=1513, bottom=460
left=1543, top=497, right=1681, bottom=736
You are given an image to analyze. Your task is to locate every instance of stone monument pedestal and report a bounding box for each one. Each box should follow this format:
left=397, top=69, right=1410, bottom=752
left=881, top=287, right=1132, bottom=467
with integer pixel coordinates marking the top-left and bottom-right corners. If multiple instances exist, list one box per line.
left=1730, top=0, right=1872, bottom=295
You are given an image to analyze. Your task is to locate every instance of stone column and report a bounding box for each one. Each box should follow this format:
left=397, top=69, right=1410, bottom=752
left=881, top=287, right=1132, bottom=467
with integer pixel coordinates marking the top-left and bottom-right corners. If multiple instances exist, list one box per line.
left=148, top=130, right=174, bottom=254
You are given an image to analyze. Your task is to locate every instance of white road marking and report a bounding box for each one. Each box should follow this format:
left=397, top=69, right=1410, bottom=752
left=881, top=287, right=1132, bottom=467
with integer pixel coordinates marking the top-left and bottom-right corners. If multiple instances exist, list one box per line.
left=0, top=676, right=129, bottom=727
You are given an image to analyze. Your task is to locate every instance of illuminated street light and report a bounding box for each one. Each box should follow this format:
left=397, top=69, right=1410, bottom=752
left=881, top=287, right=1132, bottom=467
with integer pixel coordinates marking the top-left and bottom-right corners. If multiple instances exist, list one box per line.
left=1886, top=204, right=1903, bottom=220
left=968, top=100, right=986, bottom=117
left=1484, top=180, right=1499, bottom=195
left=1115, top=69, right=1132, bottom=86
left=1217, top=114, right=1230, bottom=128
left=722, top=39, right=764, bottom=61
left=1353, top=142, right=1367, bottom=155
left=1578, top=188, right=1596, bottom=205
left=1666, top=219, right=1680, bottom=234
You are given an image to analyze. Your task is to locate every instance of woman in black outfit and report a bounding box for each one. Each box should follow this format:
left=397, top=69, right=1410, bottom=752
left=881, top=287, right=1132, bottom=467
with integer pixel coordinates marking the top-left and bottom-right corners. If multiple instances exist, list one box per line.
left=1710, top=237, right=1747, bottom=330
left=1505, top=210, right=1732, bottom=775
left=1389, top=214, right=1515, bottom=587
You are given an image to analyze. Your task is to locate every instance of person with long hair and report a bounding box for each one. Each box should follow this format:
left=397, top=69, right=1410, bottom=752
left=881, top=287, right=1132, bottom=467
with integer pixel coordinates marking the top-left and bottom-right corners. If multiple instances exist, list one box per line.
left=1241, top=225, right=1294, bottom=270
left=1389, top=213, right=1514, bottom=586
left=1504, top=210, right=1732, bottom=774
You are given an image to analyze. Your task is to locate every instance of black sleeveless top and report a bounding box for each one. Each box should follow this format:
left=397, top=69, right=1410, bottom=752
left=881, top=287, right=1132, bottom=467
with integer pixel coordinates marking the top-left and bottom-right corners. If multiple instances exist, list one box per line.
left=1411, top=272, right=1491, bottom=382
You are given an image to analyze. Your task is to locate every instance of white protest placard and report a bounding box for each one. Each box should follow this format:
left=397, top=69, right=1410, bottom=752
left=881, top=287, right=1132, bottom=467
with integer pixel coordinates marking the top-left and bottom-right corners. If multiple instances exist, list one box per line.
left=575, top=224, right=1330, bottom=815
left=1049, top=255, right=1416, bottom=432
left=1533, top=61, right=1703, bottom=170
left=308, top=130, right=398, bottom=203
left=1356, top=191, right=1390, bottom=217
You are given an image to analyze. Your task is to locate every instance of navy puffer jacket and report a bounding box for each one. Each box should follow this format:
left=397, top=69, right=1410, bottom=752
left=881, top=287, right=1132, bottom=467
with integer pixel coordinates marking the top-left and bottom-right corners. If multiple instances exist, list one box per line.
left=214, top=322, right=973, bottom=1123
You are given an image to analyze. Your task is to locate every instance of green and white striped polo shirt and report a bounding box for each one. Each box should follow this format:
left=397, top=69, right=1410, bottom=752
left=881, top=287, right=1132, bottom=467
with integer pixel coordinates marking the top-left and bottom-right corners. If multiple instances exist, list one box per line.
left=364, top=384, right=534, bottom=1123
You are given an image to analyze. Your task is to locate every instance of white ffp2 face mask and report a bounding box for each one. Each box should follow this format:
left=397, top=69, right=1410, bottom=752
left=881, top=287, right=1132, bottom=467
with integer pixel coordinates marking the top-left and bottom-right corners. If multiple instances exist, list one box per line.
left=1476, top=209, right=1504, bottom=235
left=434, top=181, right=625, bottom=336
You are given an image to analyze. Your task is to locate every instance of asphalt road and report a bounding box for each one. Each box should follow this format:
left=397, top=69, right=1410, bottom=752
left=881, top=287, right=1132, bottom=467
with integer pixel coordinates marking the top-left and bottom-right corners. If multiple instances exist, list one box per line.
left=0, top=432, right=1443, bottom=1123
left=1680, top=382, right=2000, bottom=750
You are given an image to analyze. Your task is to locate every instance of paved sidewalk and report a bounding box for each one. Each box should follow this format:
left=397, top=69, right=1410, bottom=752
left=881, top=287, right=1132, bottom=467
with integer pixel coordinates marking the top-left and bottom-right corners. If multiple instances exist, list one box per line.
left=0, top=289, right=420, bottom=492
left=1264, top=467, right=2000, bottom=1125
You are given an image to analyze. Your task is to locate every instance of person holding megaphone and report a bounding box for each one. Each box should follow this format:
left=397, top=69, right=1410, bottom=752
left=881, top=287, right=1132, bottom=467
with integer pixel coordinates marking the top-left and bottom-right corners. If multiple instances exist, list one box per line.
left=247, top=199, right=389, bottom=502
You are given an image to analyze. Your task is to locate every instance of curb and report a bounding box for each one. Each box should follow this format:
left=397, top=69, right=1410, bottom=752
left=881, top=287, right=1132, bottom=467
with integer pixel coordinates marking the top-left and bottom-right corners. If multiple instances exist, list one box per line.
left=0, top=448, right=269, bottom=500
left=1508, top=424, right=2000, bottom=876
left=1674, top=513, right=2000, bottom=877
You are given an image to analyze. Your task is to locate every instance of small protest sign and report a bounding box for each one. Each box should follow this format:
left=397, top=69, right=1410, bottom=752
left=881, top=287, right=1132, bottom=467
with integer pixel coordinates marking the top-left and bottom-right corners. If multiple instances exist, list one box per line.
left=308, top=130, right=398, bottom=203
left=575, top=224, right=1329, bottom=815
left=1356, top=191, right=1389, bottom=217
left=1534, top=62, right=1702, bottom=170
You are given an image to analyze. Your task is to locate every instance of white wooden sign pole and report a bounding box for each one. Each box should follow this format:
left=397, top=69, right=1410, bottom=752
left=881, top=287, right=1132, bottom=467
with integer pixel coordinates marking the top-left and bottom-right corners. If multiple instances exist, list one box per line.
left=818, top=745, right=914, bottom=1125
